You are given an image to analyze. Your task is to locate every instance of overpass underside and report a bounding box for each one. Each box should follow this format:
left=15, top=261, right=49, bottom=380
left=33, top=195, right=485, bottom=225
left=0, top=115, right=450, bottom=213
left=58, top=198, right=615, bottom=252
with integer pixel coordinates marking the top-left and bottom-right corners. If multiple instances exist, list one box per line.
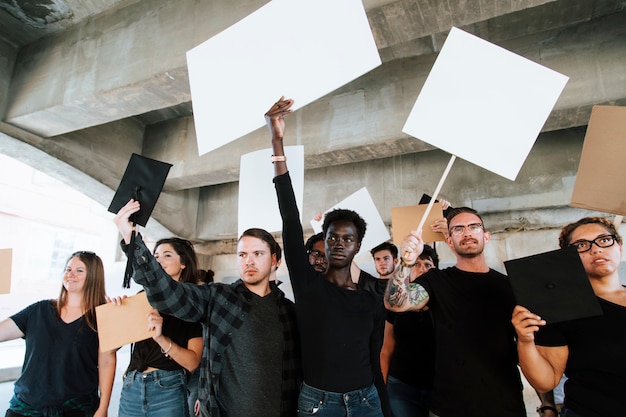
left=0, top=0, right=624, bottom=262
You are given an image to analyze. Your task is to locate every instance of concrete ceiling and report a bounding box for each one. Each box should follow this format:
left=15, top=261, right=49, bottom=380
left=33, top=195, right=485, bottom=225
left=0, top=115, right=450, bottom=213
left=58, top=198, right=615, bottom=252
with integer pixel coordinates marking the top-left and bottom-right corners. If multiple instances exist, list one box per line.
left=1, top=0, right=625, bottom=243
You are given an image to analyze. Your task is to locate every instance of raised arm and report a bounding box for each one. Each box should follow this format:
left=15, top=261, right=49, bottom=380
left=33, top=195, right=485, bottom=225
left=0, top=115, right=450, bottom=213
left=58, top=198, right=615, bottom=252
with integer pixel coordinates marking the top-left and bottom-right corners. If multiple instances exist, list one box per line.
left=384, top=229, right=430, bottom=312
left=112, top=200, right=210, bottom=322
left=265, top=96, right=293, bottom=177
left=511, top=305, right=568, bottom=392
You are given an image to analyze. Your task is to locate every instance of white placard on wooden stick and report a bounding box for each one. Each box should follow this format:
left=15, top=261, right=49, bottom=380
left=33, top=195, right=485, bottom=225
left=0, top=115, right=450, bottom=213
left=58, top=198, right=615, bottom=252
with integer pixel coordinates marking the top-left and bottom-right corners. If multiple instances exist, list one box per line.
left=403, top=27, right=569, bottom=182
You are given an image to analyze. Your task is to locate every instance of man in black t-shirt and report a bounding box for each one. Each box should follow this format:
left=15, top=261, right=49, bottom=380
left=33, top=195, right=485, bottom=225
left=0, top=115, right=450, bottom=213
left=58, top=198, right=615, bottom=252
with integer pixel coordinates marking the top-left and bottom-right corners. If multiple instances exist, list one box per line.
left=385, top=207, right=526, bottom=417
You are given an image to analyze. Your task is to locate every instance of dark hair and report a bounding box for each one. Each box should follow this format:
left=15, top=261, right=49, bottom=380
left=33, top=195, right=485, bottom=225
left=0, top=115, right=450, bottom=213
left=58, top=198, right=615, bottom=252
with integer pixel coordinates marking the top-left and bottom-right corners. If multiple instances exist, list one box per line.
left=305, top=232, right=325, bottom=252
left=419, top=244, right=439, bottom=268
left=197, top=269, right=215, bottom=284
left=154, top=237, right=199, bottom=284
left=370, top=241, right=398, bottom=259
left=239, top=228, right=281, bottom=260
left=558, top=217, right=623, bottom=248
left=57, top=251, right=106, bottom=331
left=322, top=209, right=367, bottom=243
left=446, top=206, right=484, bottom=228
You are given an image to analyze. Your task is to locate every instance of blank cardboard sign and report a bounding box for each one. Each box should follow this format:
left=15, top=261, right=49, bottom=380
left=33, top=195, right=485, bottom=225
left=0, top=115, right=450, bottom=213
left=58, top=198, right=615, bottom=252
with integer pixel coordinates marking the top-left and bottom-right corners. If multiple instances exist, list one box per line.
left=570, top=105, right=626, bottom=215
left=310, top=187, right=390, bottom=255
left=238, top=146, right=304, bottom=236
left=187, top=0, right=381, bottom=155
left=0, top=248, right=12, bottom=294
left=96, top=292, right=155, bottom=352
left=403, top=27, right=569, bottom=181
left=391, top=203, right=445, bottom=245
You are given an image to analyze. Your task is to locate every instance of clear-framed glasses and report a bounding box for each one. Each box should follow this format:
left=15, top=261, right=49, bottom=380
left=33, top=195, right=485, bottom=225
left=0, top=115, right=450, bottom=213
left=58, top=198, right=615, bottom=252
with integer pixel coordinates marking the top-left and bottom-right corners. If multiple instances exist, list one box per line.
left=449, top=223, right=483, bottom=236
left=307, top=250, right=327, bottom=263
left=569, top=234, right=617, bottom=253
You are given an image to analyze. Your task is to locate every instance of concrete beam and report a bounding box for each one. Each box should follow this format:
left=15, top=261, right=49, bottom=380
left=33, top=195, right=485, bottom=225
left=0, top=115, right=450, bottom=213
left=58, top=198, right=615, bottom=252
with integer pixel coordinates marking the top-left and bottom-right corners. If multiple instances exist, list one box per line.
left=191, top=127, right=588, bottom=241
left=0, top=36, right=17, bottom=116
left=4, top=0, right=271, bottom=136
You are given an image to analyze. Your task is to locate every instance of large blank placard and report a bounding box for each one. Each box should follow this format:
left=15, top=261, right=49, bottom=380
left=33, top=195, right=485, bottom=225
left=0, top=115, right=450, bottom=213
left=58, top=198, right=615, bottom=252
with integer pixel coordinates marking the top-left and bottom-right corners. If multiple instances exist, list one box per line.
left=187, top=0, right=381, bottom=155
left=403, top=27, right=569, bottom=181
left=570, top=105, right=626, bottom=215
left=238, top=146, right=304, bottom=236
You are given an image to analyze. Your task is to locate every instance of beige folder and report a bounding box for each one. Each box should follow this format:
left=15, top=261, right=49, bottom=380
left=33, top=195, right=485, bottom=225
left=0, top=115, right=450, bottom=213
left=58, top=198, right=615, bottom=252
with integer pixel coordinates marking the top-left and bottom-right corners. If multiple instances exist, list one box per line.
left=96, top=291, right=155, bottom=352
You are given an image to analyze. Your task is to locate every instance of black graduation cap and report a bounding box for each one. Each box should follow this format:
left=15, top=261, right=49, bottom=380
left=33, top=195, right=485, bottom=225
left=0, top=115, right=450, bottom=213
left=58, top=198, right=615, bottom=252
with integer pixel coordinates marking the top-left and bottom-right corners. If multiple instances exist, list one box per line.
left=504, top=246, right=603, bottom=324
left=419, top=193, right=453, bottom=217
left=108, top=153, right=173, bottom=287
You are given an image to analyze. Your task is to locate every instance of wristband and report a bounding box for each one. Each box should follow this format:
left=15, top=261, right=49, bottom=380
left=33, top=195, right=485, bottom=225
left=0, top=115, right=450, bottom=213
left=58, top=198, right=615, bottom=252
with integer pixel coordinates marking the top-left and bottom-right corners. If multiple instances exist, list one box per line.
left=271, top=155, right=286, bottom=163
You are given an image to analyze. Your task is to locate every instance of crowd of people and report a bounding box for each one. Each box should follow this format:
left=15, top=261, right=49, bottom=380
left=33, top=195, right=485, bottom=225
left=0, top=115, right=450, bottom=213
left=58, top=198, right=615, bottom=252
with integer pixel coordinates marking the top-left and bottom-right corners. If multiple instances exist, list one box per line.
left=0, top=97, right=624, bottom=417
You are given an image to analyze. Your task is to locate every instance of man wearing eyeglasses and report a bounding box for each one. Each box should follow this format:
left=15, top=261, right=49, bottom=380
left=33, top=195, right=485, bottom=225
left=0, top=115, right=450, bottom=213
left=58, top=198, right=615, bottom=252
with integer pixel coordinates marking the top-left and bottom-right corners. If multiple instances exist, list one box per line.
left=305, top=232, right=328, bottom=274
left=384, top=206, right=526, bottom=417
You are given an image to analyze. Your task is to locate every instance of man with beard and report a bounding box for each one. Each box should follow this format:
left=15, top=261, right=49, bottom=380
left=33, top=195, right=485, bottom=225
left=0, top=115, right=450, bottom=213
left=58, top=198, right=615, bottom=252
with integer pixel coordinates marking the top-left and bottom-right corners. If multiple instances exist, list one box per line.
left=371, top=241, right=399, bottom=279
left=384, top=207, right=526, bottom=417
left=305, top=232, right=328, bottom=274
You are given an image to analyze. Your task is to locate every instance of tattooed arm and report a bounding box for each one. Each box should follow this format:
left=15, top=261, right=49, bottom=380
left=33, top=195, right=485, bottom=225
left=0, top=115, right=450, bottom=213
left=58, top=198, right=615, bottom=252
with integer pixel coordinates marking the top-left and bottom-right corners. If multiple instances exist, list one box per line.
left=384, top=230, right=430, bottom=312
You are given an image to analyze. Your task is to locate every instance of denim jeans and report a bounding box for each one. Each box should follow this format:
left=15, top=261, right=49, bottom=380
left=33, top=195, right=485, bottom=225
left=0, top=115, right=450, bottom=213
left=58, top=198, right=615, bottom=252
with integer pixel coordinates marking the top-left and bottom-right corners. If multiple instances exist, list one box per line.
left=386, top=375, right=433, bottom=417
left=119, top=369, right=188, bottom=417
left=297, top=382, right=383, bottom=417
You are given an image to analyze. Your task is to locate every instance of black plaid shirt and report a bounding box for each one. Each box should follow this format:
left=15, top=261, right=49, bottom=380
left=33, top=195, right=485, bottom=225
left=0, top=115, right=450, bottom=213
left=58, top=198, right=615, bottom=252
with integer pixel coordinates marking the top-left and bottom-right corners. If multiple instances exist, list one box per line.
left=125, top=235, right=301, bottom=417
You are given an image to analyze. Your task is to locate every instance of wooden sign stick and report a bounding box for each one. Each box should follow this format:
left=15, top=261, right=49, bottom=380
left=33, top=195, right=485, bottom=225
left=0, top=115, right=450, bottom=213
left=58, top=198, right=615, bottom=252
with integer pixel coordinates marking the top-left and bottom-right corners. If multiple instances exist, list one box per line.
left=416, top=155, right=456, bottom=232
left=403, top=154, right=456, bottom=259
left=614, top=215, right=623, bottom=227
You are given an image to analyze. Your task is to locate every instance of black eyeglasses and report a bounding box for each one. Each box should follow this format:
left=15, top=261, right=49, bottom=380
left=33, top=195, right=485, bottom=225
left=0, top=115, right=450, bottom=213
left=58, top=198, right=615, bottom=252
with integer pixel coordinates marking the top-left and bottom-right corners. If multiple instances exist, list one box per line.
left=449, top=223, right=483, bottom=236
left=307, top=250, right=327, bottom=263
left=569, top=234, right=617, bottom=253
left=72, top=251, right=97, bottom=257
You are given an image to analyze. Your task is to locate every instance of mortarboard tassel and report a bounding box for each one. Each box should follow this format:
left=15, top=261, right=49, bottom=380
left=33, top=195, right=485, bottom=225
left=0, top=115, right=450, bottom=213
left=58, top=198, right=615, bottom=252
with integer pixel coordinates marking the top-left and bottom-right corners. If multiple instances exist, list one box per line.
left=123, top=226, right=136, bottom=288
left=123, top=186, right=141, bottom=288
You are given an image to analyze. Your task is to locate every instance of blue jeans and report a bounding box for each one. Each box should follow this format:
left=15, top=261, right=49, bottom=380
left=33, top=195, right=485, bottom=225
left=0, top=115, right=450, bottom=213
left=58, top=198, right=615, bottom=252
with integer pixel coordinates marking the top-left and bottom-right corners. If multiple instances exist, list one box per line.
left=119, top=369, right=188, bottom=417
left=387, top=375, right=433, bottom=417
left=297, top=382, right=383, bottom=417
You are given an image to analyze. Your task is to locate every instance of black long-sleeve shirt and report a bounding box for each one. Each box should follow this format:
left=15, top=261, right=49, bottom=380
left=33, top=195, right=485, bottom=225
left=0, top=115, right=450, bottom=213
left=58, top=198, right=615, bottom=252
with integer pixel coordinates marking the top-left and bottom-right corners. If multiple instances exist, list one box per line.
left=274, top=171, right=383, bottom=392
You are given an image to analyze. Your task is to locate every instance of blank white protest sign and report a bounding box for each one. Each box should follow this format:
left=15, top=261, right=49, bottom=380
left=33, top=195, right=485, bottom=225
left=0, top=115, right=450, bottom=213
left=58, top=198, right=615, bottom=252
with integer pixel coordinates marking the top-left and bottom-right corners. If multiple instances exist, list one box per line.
left=238, top=146, right=304, bottom=237
left=403, top=27, right=569, bottom=181
left=187, top=0, right=381, bottom=155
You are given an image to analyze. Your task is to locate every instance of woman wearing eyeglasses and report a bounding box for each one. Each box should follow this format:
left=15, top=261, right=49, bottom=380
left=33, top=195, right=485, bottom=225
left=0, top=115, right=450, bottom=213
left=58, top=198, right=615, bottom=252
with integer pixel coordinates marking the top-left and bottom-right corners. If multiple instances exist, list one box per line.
left=114, top=238, right=203, bottom=417
left=512, top=217, right=626, bottom=417
left=0, top=251, right=116, bottom=417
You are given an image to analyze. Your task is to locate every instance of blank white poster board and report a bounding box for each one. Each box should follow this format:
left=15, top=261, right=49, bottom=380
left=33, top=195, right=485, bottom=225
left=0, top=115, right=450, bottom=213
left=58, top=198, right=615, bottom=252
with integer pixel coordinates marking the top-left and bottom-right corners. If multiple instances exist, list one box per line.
left=187, top=0, right=381, bottom=155
left=403, top=27, right=569, bottom=181
left=238, top=146, right=304, bottom=236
